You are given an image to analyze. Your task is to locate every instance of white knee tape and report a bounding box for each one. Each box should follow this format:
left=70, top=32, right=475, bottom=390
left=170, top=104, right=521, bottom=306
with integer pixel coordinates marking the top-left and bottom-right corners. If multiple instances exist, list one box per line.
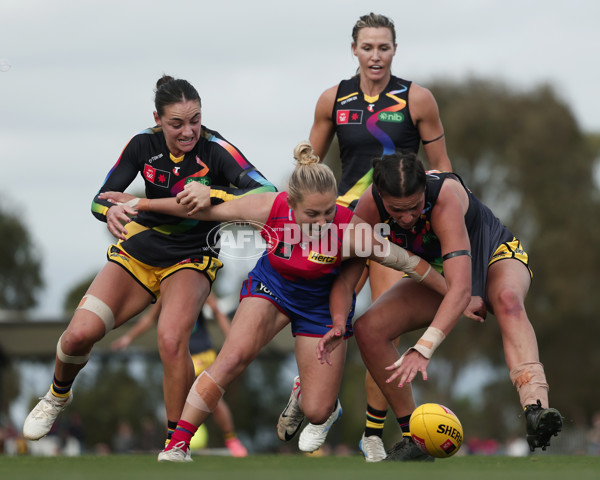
left=76, top=294, right=115, bottom=334
left=56, top=334, right=90, bottom=365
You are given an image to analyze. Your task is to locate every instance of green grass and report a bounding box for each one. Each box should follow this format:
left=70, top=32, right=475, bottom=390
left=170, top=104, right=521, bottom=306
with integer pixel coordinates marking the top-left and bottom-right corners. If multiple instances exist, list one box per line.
left=1, top=454, right=599, bottom=480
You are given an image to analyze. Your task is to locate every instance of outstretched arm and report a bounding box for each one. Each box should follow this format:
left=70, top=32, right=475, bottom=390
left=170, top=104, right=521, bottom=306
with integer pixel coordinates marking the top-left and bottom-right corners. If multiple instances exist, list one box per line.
left=317, top=257, right=365, bottom=365
left=385, top=180, right=472, bottom=387
left=342, top=214, right=447, bottom=296
left=99, top=189, right=276, bottom=236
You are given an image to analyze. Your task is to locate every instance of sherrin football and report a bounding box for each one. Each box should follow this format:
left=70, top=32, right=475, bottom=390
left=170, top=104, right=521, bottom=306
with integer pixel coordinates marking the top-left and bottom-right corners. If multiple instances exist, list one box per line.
left=409, top=403, right=463, bottom=458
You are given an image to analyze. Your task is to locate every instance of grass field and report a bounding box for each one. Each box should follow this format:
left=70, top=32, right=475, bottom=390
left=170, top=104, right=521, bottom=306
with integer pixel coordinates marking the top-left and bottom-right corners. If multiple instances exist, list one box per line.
left=1, top=454, right=599, bottom=480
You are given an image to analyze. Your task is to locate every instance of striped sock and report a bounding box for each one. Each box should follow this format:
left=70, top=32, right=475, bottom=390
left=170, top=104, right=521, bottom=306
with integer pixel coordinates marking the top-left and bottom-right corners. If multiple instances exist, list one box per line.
left=165, top=420, right=197, bottom=452
left=50, top=376, right=73, bottom=398
left=365, top=404, right=387, bottom=438
left=167, top=420, right=178, bottom=441
left=397, top=414, right=412, bottom=437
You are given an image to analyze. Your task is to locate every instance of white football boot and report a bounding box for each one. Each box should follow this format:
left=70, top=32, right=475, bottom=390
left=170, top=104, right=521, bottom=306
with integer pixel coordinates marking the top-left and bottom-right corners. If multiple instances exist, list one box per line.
left=359, top=433, right=387, bottom=462
left=23, top=389, right=73, bottom=440
left=157, top=441, right=193, bottom=462
left=298, top=399, right=342, bottom=452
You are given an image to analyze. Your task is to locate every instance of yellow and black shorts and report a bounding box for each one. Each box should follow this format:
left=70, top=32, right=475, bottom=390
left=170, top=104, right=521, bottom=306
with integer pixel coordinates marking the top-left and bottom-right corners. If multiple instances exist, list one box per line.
left=107, top=244, right=223, bottom=301
left=191, top=349, right=217, bottom=377
left=489, top=237, right=532, bottom=277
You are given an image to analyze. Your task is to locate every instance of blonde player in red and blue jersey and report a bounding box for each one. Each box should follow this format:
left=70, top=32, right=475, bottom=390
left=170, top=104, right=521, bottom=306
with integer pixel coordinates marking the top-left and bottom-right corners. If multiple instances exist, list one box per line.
left=23, top=75, right=275, bottom=453
left=98, top=141, right=448, bottom=462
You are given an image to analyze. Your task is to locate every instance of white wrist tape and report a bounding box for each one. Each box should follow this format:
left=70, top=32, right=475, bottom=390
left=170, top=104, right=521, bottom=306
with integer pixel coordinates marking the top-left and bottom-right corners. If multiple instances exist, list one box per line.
left=379, top=241, right=431, bottom=282
left=118, top=198, right=140, bottom=209
left=393, top=326, right=446, bottom=367
left=410, top=326, right=445, bottom=359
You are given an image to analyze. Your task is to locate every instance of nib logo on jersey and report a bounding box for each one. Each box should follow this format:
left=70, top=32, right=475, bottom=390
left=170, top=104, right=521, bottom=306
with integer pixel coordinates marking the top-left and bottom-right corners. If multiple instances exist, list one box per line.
left=143, top=164, right=171, bottom=188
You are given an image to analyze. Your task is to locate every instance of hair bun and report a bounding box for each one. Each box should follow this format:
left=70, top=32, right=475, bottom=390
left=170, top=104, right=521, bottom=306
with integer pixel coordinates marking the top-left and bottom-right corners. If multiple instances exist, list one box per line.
left=156, top=74, right=175, bottom=91
left=293, top=141, right=320, bottom=166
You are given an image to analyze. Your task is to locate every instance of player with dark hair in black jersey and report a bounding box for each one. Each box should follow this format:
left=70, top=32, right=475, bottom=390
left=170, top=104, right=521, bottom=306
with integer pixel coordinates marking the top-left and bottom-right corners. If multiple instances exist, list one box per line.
left=23, top=75, right=275, bottom=459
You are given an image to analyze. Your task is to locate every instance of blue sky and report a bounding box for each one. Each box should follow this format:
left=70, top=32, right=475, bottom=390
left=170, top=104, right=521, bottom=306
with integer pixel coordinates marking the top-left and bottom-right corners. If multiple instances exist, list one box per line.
left=1, top=0, right=599, bottom=317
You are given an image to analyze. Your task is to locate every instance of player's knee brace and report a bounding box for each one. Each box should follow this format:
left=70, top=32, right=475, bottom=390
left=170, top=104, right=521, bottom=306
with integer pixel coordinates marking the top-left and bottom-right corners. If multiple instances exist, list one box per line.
left=186, top=371, right=225, bottom=412
left=510, top=362, right=549, bottom=408
left=56, top=334, right=90, bottom=365
left=76, top=294, right=115, bottom=335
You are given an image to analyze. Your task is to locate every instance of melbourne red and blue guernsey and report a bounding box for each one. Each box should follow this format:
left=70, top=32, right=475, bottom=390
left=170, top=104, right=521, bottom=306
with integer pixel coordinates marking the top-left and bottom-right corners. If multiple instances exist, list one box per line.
left=262, top=192, right=354, bottom=281
left=240, top=192, right=356, bottom=337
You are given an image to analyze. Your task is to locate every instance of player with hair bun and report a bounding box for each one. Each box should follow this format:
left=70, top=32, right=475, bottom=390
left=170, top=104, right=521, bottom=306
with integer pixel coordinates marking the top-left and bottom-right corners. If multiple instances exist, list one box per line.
left=99, top=141, right=452, bottom=462
left=23, top=75, right=275, bottom=456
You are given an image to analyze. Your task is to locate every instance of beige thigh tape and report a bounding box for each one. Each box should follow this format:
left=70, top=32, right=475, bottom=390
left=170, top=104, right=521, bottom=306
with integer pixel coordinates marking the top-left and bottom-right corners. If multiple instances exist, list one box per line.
left=76, top=294, right=115, bottom=334
left=186, top=371, right=225, bottom=412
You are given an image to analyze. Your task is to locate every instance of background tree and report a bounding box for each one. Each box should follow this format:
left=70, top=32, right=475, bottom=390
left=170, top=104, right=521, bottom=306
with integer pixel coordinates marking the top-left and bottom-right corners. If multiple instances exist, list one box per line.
left=63, top=273, right=96, bottom=315
left=0, top=199, right=43, bottom=312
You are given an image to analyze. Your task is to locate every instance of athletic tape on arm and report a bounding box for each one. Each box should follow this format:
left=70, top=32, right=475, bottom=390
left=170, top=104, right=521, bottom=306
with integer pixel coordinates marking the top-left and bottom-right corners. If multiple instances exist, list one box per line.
left=76, top=294, right=115, bottom=334
left=379, top=241, right=431, bottom=282
left=393, top=326, right=446, bottom=367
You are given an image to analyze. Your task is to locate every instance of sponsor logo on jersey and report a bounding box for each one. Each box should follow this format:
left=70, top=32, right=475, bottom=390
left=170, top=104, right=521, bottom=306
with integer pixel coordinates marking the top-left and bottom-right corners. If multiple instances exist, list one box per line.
left=143, top=164, right=171, bottom=187
left=336, top=110, right=363, bottom=125
left=367, top=104, right=375, bottom=112
left=185, top=176, right=211, bottom=186
left=307, top=251, right=337, bottom=264
left=173, top=166, right=180, bottom=176
left=339, top=95, right=358, bottom=106
left=378, top=111, right=404, bottom=123
left=148, top=153, right=164, bottom=163
left=253, top=280, right=280, bottom=302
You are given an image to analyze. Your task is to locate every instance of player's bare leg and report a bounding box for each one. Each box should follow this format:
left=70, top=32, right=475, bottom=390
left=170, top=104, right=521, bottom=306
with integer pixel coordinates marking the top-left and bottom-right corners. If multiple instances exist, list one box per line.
left=486, top=260, right=562, bottom=451
left=360, top=262, right=405, bottom=461
left=354, top=279, right=440, bottom=461
left=160, top=298, right=289, bottom=461
left=157, top=269, right=209, bottom=443
left=24, top=263, right=151, bottom=440
left=295, top=335, right=346, bottom=452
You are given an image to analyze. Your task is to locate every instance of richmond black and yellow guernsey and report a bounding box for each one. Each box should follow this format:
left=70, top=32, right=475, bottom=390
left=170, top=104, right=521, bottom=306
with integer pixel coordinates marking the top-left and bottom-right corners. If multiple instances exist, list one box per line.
left=332, top=75, right=420, bottom=209
left=91, top=125, right=276, bottom=267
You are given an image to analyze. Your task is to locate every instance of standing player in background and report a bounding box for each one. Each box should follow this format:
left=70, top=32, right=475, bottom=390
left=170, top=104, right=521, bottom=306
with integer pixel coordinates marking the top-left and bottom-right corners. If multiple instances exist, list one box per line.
left=111, top=293, right=248, bottom=457
left=308, top=12, right=452, bottom=461
left=23, top=75, right=275, bottom=459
